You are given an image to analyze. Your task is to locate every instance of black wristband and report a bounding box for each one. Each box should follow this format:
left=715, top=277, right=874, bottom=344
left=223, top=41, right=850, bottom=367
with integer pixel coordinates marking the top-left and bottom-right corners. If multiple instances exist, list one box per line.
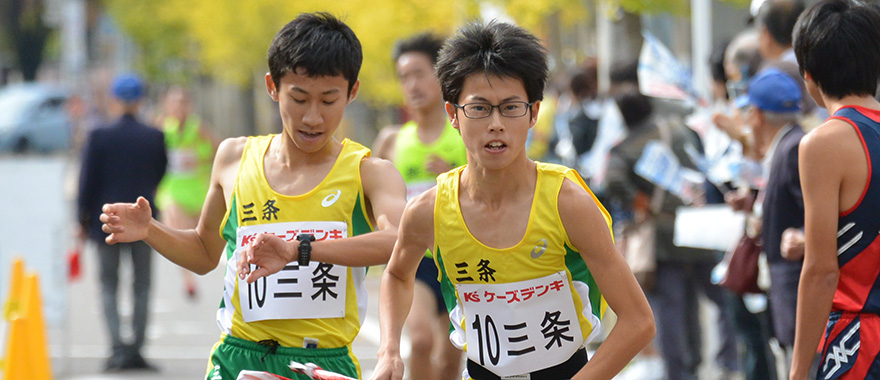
left=296, top=234, right=315, bottom=266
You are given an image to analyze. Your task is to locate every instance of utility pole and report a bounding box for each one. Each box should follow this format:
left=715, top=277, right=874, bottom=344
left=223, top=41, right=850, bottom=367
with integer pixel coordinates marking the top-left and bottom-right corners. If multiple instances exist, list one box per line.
left=691, top=0, right=712, bottom=102
left=60, top=0, right=88, bottom=90
left=596, top=1, right=613, bottom=95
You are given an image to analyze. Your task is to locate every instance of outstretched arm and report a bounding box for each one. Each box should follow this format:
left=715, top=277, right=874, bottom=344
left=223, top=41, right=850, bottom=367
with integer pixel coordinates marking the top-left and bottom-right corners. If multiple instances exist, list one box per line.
left=101, top=137, right=245, bottom=275
left=558, top=178, right=655, bottom=380
left=238, top=156, right=407, bottom=282
left=372, top=189, right=436, bottom=380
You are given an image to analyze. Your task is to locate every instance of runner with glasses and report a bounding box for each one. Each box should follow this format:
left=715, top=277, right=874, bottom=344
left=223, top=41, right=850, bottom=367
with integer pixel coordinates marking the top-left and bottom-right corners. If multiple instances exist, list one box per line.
left=370, top=21, right=655, bottom=380
left=453, top=101, right=533, bottom=119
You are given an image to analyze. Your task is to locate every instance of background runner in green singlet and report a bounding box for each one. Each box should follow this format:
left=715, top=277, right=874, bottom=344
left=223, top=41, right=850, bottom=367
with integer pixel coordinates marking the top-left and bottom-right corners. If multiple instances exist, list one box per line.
left=372, top=33, right=467, bottom=380
left=154, top=86, right=217, bottom=299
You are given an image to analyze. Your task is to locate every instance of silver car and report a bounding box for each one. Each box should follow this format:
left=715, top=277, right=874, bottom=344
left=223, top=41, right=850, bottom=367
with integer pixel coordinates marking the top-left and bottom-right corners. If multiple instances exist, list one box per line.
left=0, top=83, right=71, bottom=153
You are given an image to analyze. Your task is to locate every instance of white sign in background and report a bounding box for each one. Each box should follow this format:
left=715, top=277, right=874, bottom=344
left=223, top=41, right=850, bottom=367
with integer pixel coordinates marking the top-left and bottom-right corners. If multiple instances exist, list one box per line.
left=674, top=205, right=746, bottom=251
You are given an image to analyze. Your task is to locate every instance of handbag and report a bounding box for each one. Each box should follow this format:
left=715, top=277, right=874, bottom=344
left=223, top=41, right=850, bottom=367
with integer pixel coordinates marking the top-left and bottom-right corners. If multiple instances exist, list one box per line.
left=623, top=117, right=674, bottom=291
left=625, top=215, right=657, bottom=291
left=719, top=233, right=763, bottom=295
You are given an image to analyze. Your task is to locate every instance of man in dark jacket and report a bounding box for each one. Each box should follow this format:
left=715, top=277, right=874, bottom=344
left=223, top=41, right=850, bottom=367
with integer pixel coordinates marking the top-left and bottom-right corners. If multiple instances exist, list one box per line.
left=737, top=68, right=805, bottom=377
left=77, top=73, right=167, bottom=372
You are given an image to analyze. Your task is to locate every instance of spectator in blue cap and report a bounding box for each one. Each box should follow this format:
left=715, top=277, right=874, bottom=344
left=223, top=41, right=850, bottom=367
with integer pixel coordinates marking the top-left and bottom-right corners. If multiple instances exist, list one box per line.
left=78, top=72, right=166, bottom=372
left=737, top=68, right=802, bottom=115
left=111, top=73, right=145, bottom=104
left=738, top=66, right=806, bottom=377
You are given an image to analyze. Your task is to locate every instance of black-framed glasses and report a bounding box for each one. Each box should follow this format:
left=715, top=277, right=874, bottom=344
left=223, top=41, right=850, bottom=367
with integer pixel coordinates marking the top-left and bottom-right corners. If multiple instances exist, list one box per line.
left=454, top=101, right=533, bottom=119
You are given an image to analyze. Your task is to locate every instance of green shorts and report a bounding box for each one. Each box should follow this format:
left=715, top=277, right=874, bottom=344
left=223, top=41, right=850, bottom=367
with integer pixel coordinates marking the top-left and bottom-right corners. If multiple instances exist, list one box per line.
left=204, top=335, right=361, bottom=380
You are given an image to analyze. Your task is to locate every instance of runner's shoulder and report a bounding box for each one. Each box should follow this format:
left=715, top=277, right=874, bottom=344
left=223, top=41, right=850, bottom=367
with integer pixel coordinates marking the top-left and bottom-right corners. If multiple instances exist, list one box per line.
left=404, top=187, right=436, bottom=226
left=360, top=155, right=403, bottom=181
left=214, top=136, right=248, bottom=169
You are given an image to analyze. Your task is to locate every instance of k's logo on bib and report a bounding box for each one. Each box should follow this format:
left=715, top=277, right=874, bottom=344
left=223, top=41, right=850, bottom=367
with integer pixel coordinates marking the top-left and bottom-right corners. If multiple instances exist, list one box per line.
left=322, top=190, right=342, bottom=207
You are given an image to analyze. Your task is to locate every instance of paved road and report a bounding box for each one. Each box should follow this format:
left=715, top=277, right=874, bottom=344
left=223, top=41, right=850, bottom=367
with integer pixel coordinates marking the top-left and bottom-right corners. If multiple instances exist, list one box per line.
left=48, top=249, right=386, bottom=380
left=0, top=156, right=736, bottom=380
left=0, top=156, right=383, bottom=380
left=47, top=247, right=732, bottom=380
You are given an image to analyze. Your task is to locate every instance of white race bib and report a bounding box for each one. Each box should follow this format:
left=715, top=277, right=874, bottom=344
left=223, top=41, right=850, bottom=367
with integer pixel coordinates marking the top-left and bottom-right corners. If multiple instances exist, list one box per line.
left=167, top=148, right=198, bottom=175
left=457, top=271, right=583, bottom=377
left=236, top=221, right=348, bottom=322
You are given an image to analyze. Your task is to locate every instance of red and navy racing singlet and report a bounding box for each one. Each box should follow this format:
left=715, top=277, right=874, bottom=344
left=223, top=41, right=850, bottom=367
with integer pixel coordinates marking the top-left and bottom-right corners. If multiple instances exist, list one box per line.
left=831, top=106, right=880, bottom=314
left=817, top=106, right=880, bottom=380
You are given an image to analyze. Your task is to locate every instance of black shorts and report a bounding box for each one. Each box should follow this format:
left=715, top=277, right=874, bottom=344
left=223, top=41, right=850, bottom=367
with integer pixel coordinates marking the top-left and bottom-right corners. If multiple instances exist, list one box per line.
left=414, top=256, right=446, bottom=315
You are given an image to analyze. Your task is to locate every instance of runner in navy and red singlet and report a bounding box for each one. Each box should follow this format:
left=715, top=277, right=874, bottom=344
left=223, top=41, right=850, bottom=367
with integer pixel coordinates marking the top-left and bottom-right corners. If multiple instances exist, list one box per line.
left=789, top=1, right=880, bottom=379
left=818, top=106, right=880, bottom=378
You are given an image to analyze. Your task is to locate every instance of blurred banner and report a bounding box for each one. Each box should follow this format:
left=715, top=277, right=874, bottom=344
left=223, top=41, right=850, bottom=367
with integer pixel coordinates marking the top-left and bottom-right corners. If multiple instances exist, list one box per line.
left=638, top=31, right=696, bottom=103
left=634, top=140, right=705, bottom=204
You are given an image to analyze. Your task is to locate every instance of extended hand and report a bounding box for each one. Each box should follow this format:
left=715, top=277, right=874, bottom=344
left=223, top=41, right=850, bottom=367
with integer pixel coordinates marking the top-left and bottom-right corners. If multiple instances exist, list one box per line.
left=370, top=351, right=405, bottom=380
left=100, top=196, right=153, bottom=245
left=425, top=155, right=453, bottom=175
left=237, top=233, right=295, bottom=283
left=724, top=190, right=754, bottom=213
left=781, top=227, right=805, bottom=261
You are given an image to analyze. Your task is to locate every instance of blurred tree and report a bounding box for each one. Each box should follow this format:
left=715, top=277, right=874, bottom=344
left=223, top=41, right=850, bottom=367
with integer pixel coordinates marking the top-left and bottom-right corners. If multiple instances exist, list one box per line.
left=103, top=0, right=195, bottom=83
left=611, top=0, right=749, bottom=17
left=177, top=0, right=471, bottom=104
left=0, top=0, right=53, bottom=81
left=103, top=0, right=469, bottom=104
left=103, top=0, right=746, bottom=104
left=500, top=0, right=589, bottom=30
left=597, top=0, right=749, bottom=77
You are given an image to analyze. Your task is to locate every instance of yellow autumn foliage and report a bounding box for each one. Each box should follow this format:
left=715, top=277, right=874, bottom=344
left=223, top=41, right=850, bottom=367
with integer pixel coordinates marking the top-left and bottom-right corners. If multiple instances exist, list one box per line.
left=104, top=0, right=746, bottom=105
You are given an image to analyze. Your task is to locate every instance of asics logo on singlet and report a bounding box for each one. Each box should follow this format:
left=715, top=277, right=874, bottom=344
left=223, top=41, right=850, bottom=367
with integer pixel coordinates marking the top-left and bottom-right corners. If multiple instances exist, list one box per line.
left=531, top=239, right=548, bottom=259
left=822, top=320, right=860, bottom=379
left=322, top=190, right=342, bottom=207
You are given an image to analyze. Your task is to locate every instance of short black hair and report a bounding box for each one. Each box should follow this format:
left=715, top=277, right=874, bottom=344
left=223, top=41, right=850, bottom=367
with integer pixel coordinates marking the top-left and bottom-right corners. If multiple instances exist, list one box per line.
left=435, top=21, right=548, bottom=104
left=267, top=12, right=362, bottom=94
left=793, top=0, right=880, bottom=99
left=393, top=33, right=445, bottom=65
left=610, top=60, right=639, bottom=87
left=710, top=40, right=730, bottom=84
left=756, top=0, right=805, bottom=47
left=614, top=85, right=653, bottom=129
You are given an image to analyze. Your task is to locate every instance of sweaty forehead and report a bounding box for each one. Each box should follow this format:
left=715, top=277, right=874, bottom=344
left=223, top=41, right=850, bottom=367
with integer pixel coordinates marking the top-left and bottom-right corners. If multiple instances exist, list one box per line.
left=459, top=74, right=527, bottom=102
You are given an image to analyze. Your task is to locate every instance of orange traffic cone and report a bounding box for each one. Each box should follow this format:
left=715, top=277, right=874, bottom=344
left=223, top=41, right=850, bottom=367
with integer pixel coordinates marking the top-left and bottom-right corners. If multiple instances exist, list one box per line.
left=3, top=273, right=53, bottom=380
left=2, top=258, right=24, bottom=319
left=1, top=257, right=25, bottom=374
left=3, top=315, right=29, bottom=379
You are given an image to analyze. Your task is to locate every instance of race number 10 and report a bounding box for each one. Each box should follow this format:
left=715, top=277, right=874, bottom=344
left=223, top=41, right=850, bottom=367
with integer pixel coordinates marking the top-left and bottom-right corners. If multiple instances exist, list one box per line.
left=472, top=314, right=500, bottom=366
left=247, top=273, right=267, bottom=309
